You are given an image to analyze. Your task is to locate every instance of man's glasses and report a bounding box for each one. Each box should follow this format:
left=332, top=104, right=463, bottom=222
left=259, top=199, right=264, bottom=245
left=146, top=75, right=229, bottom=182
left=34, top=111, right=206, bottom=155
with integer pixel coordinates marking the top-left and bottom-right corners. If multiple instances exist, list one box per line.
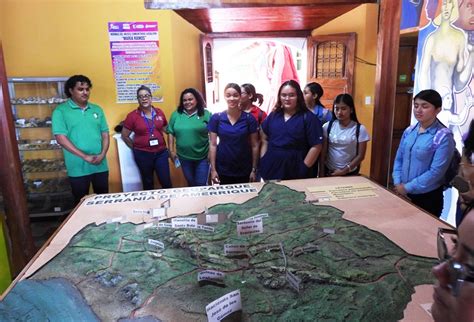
left=138, top=94, right=152, bottom=100
left=437, top=228, right=474, bottom=297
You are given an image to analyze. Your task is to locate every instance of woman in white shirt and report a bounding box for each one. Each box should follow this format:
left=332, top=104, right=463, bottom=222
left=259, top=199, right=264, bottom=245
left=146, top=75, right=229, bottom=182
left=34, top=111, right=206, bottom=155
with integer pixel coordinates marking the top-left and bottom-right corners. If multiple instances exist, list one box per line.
left=319, top=94, right=370, bottom=177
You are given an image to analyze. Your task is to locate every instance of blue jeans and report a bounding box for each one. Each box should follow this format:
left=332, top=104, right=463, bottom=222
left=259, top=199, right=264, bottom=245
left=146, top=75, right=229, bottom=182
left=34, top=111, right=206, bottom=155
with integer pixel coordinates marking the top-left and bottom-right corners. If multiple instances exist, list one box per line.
left=180, top=158, right=210, bottom=186
left=133, top=149, right=172, bottom=190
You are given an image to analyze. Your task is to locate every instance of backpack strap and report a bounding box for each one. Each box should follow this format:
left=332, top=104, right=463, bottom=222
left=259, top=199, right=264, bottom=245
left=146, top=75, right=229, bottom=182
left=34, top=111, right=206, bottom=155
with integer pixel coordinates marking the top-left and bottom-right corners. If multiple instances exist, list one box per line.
left=432, top=128, right=452, bottom=149
left=355, top=123, right=360, bottom=157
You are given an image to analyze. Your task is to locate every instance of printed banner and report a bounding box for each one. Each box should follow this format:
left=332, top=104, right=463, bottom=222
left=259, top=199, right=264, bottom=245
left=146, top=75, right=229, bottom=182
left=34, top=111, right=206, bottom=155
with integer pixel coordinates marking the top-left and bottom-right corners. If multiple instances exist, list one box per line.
left=108, top=21, right=163, bottom=103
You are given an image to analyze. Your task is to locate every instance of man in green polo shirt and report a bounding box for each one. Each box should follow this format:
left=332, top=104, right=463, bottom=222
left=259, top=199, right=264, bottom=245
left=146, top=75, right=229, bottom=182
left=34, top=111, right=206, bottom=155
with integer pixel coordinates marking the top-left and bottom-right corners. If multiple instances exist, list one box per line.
left=52, top=75, right=110, bottom=205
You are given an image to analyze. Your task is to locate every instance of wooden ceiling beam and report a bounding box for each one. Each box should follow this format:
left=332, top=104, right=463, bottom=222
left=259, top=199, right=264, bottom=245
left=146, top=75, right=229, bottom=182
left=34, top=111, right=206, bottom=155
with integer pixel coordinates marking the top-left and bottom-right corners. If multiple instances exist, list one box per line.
left=175, top=4, right=358, bottom=33
left=146, top=0, right=376, bottom=10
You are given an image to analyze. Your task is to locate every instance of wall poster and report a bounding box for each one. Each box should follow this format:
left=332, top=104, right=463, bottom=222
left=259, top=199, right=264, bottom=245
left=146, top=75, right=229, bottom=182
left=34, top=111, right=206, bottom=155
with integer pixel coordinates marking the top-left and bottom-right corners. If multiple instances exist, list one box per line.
left=108, top=21, right=163, bottom=103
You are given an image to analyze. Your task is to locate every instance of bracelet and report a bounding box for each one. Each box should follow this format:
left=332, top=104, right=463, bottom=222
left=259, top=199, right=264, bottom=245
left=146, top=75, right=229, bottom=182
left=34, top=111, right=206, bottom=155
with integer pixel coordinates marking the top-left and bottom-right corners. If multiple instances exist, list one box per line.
left=251, top=167, right=257, bottom=172
left=346, top=164, right=352, bottom=172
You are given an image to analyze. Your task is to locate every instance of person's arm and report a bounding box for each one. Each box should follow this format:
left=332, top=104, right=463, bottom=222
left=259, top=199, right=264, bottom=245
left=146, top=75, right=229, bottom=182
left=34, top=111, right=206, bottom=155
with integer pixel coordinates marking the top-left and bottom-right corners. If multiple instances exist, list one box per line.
left=260, top=129, right=268, bottom=158
left=93, top=131, right=109, bottom=164
left=304, top=144, right=322, bottom=168
left=454, top=37, right=474, bottom=91
left=55, top=134, right=96, bottom=164
left=209, top=132, right=219, bottom=184
left=121, top=127, right=134, bottom=149
left=249, top=132, right=259, bottom=182
left=168, top=133, right=177, bottom=161
left=392, top=129, right=408, bottom=196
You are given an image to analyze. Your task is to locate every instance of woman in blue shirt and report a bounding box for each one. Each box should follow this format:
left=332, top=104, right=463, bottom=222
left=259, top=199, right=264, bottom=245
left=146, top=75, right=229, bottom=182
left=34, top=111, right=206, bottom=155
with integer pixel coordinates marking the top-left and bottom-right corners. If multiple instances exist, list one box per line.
left=392, top=89, right=455, bottom=217
left=208, top=83, right=259, bottom=184
left=303, top=82, right=332, bottom=124
left=259, top=80, right=323, bottom=180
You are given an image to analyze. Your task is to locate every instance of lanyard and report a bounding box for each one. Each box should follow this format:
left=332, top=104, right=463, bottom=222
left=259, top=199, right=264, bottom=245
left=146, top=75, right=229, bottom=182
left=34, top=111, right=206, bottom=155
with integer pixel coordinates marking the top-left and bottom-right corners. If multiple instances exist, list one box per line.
left=141, top=109, right=156, bottom=137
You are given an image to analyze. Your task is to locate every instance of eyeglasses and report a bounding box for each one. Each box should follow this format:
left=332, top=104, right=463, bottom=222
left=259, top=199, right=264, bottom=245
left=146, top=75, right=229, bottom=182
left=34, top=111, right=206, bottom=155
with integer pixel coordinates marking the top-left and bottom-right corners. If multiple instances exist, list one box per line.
left=437, top=228, right=474, bottom=297
left=138, top=94, right=152, bottom=100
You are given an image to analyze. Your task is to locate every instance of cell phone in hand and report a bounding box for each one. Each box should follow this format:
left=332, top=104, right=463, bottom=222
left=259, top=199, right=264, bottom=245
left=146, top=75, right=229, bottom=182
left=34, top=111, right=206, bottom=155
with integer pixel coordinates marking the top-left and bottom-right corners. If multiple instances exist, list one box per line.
left=174, top=157, right=181, bottom=168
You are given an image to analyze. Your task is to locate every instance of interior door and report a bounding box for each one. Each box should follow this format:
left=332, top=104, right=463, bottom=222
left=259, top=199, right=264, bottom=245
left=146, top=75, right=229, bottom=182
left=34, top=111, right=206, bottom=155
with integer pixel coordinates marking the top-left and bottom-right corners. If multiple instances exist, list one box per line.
left=307, top=33, right=356, bottom=108
left=388, top=36, right=418, bottom=184
left=199, top=35, right=216, bottom=106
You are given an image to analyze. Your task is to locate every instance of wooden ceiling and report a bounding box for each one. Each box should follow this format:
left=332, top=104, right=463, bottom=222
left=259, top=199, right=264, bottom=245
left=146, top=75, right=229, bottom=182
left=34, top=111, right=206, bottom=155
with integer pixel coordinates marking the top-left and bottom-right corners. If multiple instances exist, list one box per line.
left=145, top=1, right=378, bottom=34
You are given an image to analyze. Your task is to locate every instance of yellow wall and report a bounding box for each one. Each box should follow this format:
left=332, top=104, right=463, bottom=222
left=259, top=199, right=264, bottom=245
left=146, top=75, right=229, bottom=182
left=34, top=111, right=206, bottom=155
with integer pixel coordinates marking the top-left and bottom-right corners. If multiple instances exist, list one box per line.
left=312, top=4, right=378, bottom=175
left=0, top=0, right=202, bottom=191
left=0, top=215, right=11, bottom=294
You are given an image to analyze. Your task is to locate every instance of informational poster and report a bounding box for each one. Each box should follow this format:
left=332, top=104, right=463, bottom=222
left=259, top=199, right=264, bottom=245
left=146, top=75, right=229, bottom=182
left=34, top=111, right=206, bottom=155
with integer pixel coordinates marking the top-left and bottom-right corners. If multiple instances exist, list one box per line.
left=308, top=182, right=378, bottom=202
left=108, top=21, right=163, bottom=103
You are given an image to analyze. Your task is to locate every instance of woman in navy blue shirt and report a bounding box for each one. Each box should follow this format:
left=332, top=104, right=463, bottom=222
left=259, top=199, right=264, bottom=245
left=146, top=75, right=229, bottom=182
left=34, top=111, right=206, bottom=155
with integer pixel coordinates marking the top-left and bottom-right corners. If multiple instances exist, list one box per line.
left=208, top=83, right=259, bottom=184
left=259, top=80, right=323, bottom=180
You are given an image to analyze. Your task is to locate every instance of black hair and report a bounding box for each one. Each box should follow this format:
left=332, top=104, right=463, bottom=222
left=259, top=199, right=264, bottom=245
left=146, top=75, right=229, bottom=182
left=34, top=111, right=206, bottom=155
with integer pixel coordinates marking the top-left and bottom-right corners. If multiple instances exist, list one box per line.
left=305, top=82, right=325, bottom=108
left=464, top=119, right=474, bottom=160
left=224, top=83, right=242, bottom=95
left=332, top=93, right=360, bottom=124
left=64, top=75, right=92, bottom=98
left=274, top=80, right=306, bottom=114
left=414, top=89, right=442, bottom=108
left=177, top=88, right=206, bottom=117
left=241, top=83, right=264, bottom=106
left=136, top=85, right=152, bottom=97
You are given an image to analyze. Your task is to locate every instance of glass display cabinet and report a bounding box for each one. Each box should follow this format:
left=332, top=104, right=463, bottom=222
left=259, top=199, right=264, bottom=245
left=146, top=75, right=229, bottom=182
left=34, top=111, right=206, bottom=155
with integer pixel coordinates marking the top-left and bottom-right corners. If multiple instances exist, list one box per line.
left=8, top=77, right=73, bottom=217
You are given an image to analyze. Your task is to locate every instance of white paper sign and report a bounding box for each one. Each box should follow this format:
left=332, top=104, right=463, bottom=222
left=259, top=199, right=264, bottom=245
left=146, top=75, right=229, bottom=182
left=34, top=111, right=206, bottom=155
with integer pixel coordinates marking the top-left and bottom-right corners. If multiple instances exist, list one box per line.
left=206, top=214, right=219, bottom=223
left=152, top=208, right=166, bottom=220
left=224, top=244, right=248, bottom=256
left=286, top=270, right=301, bottom=292
left=197, top=224, right=215, bottom=232
left=205, top=290, right=242, bottom=322
left=237, top=218, right=263, bottom=236
left=161, top=199, right=170, bottom=208
left=133, top=209, right=150, bottom=215
left=198, top=270, right=225, bottom=283
left=148, top=238, right=164, bottom=249
left=172, top=217, right=197, bottom=229
left=323, top=228, right=336, bottom=234
left=247, top=213, right=269, bottom=220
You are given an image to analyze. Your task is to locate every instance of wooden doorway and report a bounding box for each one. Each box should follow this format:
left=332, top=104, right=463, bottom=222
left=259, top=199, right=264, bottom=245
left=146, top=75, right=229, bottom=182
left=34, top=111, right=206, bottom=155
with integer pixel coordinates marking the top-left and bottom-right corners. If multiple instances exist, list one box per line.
left=388, top=34, right=418, bottom=184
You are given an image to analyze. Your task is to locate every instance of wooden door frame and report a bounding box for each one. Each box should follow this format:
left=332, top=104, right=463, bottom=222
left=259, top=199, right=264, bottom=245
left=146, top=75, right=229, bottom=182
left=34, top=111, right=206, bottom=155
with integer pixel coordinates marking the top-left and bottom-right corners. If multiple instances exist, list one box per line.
left=370, top=0, right=401, bottom=186
left=0, top=42, right=35, bottom=277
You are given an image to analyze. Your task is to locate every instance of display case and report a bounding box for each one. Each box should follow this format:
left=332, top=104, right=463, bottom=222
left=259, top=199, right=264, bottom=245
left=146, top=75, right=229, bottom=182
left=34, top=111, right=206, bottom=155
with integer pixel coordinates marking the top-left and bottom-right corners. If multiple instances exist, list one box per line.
left=8, top=77, right=73, bottom=217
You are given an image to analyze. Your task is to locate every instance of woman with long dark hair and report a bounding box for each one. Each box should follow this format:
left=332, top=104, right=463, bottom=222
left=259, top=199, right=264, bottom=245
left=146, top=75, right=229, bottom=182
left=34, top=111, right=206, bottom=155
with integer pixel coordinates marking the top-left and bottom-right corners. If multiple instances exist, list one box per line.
left=208, top=83, right=259, bottom=184
left=167, top=88, right=211, bottom=186
left=259, top=80, right=323, bottom=180
left=303, top=82, right=332, bottom=124
left=319, top=93, right=370, bottom=177
left=240, top=83, right=267, bottom=127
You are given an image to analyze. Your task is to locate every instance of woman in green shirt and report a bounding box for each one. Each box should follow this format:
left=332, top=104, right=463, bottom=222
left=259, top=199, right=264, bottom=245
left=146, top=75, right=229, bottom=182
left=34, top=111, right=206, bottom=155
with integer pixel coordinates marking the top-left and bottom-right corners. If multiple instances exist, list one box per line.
left=167, top=88, right=211, bottom=186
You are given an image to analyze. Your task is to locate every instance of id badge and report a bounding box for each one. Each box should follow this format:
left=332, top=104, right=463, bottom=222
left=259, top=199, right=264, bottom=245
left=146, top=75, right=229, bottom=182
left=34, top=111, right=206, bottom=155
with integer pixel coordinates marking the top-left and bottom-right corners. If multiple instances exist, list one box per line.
left=149, top=138, right=159, bottom=146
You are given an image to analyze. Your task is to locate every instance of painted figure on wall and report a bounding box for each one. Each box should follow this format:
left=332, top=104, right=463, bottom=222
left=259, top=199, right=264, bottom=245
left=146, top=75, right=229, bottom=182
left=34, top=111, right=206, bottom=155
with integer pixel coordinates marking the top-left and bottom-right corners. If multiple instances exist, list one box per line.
left=418, top=0, right=474, bottom=130
left=413, top=0, right=474, bottom=222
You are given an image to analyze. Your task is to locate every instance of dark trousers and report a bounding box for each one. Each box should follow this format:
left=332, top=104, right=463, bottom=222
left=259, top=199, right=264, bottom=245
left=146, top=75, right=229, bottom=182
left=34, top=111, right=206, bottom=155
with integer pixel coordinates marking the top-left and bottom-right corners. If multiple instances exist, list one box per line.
left=133, top=149, right=172, bottom=190
left=69, top=171, right=109, bottom=205
left=408, top=186, right=444, bottom=217
left=219, top=174, right=250, bottom=185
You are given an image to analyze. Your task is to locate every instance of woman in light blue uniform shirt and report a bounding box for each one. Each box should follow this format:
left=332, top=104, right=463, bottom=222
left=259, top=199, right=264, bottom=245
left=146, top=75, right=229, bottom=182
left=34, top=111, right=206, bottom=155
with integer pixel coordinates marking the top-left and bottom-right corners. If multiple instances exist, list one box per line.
left=392, top=89, right=455, bottom=217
